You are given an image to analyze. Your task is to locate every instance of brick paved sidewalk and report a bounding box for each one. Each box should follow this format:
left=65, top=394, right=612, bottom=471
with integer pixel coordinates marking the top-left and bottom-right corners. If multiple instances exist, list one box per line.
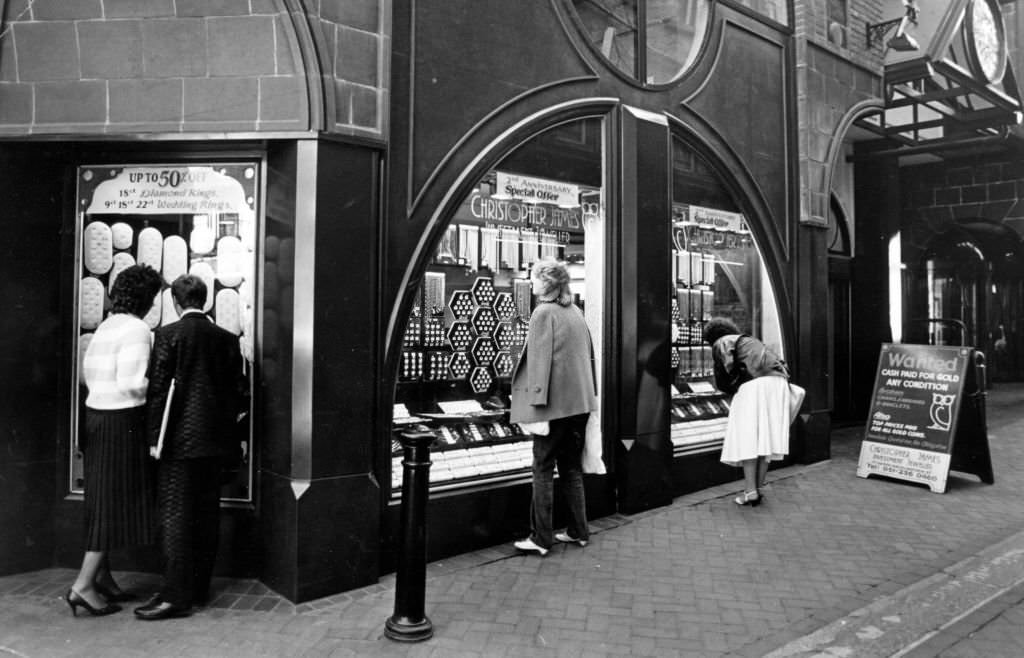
left=3, top=384, right=1024, bottom=657
left=902, top=580, right=1024, bottom=657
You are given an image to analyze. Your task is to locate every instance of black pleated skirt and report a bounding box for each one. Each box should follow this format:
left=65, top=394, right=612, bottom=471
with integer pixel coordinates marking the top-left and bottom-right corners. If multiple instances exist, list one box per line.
left=83, top=406, right=157, bottom=551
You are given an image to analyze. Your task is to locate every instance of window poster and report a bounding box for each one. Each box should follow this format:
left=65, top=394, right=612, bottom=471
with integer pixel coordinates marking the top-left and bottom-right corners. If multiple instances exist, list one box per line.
left=73, top=163, right=260, bottom=502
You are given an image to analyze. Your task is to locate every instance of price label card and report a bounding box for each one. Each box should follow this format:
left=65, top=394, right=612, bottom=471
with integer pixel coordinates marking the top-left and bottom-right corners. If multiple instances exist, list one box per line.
left=439, top=399, right=484, bottom=414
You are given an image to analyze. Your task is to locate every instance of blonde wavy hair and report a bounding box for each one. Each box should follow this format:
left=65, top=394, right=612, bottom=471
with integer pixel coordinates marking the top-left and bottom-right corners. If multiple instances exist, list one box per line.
left=531, top=259, right=573, bottom=306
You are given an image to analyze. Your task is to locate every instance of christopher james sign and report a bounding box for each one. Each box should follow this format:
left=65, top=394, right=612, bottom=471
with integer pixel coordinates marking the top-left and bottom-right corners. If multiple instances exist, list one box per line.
left=857, top=343, right=971, bottom=493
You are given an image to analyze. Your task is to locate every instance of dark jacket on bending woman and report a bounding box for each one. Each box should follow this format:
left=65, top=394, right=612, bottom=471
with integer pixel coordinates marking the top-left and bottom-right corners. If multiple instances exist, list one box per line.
left=711, top=334, right=788, bottom=396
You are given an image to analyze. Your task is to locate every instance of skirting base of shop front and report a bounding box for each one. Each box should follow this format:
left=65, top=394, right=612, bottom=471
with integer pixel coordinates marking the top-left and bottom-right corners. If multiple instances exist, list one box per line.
left=259, top=470, right=380, bottom=603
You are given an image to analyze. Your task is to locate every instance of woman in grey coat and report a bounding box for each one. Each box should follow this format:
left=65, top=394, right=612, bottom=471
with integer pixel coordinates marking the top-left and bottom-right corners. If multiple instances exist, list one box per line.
left=510, top=259, right=597, bottom=556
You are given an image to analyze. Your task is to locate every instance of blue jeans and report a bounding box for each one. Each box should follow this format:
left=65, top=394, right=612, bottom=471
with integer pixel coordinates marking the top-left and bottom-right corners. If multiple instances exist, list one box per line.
left=530, top=413, right=590, bottom=548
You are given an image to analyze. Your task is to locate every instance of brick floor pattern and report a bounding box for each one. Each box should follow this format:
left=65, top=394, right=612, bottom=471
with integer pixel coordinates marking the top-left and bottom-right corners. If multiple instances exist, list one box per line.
left=3, top=387, right=1024, bottom=656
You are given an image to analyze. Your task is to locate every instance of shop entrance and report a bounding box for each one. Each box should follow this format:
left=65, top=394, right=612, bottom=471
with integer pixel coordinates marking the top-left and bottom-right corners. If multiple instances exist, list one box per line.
left=906, top=222, right=1024, bottom=382
left=827, top=195, right=856, bottom=422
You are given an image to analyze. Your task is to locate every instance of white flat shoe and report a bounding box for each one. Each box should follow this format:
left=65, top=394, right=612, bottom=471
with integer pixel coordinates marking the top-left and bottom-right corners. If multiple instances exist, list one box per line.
left=513, top=538, right=549, bottom=556
left=554, top=532, right=588, bottom=547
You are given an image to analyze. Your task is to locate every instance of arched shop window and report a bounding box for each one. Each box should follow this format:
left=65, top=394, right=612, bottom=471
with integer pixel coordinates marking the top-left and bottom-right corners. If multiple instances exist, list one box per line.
left=570, top=0, right=712, bottom=85
left=669, top=137, right=784, bottom=451
left=391, top=118, right=605, bottom=496
left=73, top=164, right=259, bottom=502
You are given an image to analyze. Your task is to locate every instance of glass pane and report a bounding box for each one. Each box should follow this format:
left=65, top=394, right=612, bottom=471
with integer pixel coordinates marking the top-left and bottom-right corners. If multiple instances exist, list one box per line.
left=392, top=119, right=605, bottom=496
left=731, top=0, right=789, bottom=24
left=645, top=0, right=710, bottom=84
left=669, top=138, right=784, bottom=449
left=73, top=164, right=258, bottom=501
left=573, top=0, right=638, bottom=79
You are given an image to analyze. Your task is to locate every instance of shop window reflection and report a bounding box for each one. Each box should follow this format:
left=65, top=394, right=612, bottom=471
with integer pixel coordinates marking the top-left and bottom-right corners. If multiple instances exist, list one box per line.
left=669, top=138, right=784, bottom=452
left=392, top=119, right=604, bottom=497
left=571, top=0, right=710, bottom=85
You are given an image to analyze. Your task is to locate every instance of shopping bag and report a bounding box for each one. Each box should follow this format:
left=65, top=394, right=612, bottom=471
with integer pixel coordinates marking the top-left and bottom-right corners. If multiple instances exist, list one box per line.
left=582, top=411, right=606, bottom=474
left=520, top=420, right=549, bottom=436
left=788, top=383, right=806, bottom=424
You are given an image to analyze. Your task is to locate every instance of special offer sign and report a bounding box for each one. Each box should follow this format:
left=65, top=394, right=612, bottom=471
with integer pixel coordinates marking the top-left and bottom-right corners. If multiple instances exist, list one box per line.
left=857, top=343, right=971, bottom=493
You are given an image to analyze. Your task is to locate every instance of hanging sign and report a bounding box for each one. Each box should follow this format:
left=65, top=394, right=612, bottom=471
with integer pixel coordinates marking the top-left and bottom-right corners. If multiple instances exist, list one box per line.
left=85, top=166, right=253, bottom=215
left=673, top=203, right=748, bottom=233
left=495, top=171, right=580, bottom=208
left=856, top=343, right=982, bottom=493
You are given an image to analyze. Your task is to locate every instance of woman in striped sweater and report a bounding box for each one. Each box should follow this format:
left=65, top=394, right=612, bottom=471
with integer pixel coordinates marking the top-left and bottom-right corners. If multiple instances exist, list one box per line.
left=68, top=265, right=163, bottom=617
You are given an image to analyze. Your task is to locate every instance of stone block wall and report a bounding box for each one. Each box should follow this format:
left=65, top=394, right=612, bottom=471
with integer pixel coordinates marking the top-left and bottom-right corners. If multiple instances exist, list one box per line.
left=303, top=0, right=390, bottom=136
left=0, top=0, right=389, bottom=138
left=901, top=155, right=1024, bottom=254
left=796, top=43, right=882, bottom=225
left=792, top=0, right=887, bottom=226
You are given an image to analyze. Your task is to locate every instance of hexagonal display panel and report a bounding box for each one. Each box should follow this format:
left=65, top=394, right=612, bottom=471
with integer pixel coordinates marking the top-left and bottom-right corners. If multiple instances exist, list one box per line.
left=469, top=366, right=493, bottom=394
left=493, top=322, right=516, bottom=350
left=448, top=289, right=475, bottom=318
left=447, top=320, right=473, bottom=351
left=492, top=292, right=516, bottom=320
left=448, top=351, right=472, bottom=379
left=493, top=351, right=515, bottom=377
left=470, top=277, right=496, bottom=307
left=471, top=306, right=498, bottom=336
left=471, top=336, right=498, bottom=367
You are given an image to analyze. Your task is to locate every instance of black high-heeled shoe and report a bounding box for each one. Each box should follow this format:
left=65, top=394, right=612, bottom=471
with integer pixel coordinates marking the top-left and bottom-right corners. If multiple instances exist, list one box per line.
left=95, top=582, right=136, bottom=602
left=65, top=588, right=122, bottom=617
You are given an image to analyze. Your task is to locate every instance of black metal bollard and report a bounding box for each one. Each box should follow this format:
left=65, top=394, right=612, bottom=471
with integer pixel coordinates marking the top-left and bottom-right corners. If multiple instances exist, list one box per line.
left=384, top=430, right=435, bottom=642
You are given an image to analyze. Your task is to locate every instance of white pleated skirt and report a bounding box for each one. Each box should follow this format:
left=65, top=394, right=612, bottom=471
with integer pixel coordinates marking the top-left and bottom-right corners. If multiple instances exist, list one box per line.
left=720, top=375, right=792, bottom=466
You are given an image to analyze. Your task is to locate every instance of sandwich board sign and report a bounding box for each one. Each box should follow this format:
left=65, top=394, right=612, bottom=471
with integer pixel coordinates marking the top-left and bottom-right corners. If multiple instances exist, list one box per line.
left=857, top=343, right=993, bottom=493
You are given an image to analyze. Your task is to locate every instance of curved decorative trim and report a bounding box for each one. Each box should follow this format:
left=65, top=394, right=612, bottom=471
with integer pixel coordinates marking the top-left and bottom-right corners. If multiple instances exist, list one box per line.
left=280, top=0, right=326, bottom=132
left=823, top=98, right=885, bottom=212
left=680, top=15, right=783, bottom=105
left=406, top=75, right=600, bottom=216
left=387, top=96, right=619, bottom=352
left=664, top=111, right=794, bottom=333
left=554, top=0, right=722, bottom=94
left=549, top=0, right=601, bottom=79
left=665, top=110, right=785, bottom=263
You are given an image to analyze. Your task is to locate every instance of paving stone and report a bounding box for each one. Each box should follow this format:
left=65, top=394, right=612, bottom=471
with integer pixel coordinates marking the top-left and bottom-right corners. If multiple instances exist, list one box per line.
left=5, top=386, right=1024, bottom=655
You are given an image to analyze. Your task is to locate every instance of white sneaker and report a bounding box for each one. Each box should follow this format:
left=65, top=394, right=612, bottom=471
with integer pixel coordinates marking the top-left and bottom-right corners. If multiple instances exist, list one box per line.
left=513, top=538, right=549, bottom=556
left=554, top=532, right=588, bottom=547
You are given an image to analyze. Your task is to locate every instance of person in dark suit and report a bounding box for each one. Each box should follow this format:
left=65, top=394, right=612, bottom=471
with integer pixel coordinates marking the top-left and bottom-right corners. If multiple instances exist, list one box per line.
left=135, top=275, right=246, bottom=620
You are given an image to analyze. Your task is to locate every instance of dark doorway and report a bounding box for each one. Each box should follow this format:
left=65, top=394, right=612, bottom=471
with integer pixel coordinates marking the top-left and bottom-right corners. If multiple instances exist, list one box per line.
left=827, top=195, right=857, bottom=422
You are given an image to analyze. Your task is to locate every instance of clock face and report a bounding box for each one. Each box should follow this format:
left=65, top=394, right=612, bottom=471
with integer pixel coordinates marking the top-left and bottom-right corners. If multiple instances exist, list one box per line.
left=967, top=0, right=1006, bottom=83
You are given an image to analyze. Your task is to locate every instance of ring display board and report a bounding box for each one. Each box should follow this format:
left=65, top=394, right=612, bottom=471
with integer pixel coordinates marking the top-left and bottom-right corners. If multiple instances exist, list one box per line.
left=73, top=163, right=259, bottom=503
left=857, top=343, right=993, bottom=493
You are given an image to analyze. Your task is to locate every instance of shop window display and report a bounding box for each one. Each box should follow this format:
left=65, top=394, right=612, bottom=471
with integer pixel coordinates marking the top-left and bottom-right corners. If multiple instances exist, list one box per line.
left=73, top=164, right=259, bottom=502
left=393, top=120, right=605, bottom=496
left=670, top=140, right=784, bottom=454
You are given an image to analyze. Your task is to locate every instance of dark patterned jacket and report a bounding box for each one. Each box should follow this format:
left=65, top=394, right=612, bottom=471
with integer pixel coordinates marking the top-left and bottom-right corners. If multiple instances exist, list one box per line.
left=146, top=310, right=246, bottom=461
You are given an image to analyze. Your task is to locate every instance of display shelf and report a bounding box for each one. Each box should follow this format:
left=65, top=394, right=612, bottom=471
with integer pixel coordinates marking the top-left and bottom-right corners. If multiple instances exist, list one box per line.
left=390, top=441, right=533, bottom=492
left=671, top=417, right=728, bottom=456
left=390, top=416, right=528, bottom=456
